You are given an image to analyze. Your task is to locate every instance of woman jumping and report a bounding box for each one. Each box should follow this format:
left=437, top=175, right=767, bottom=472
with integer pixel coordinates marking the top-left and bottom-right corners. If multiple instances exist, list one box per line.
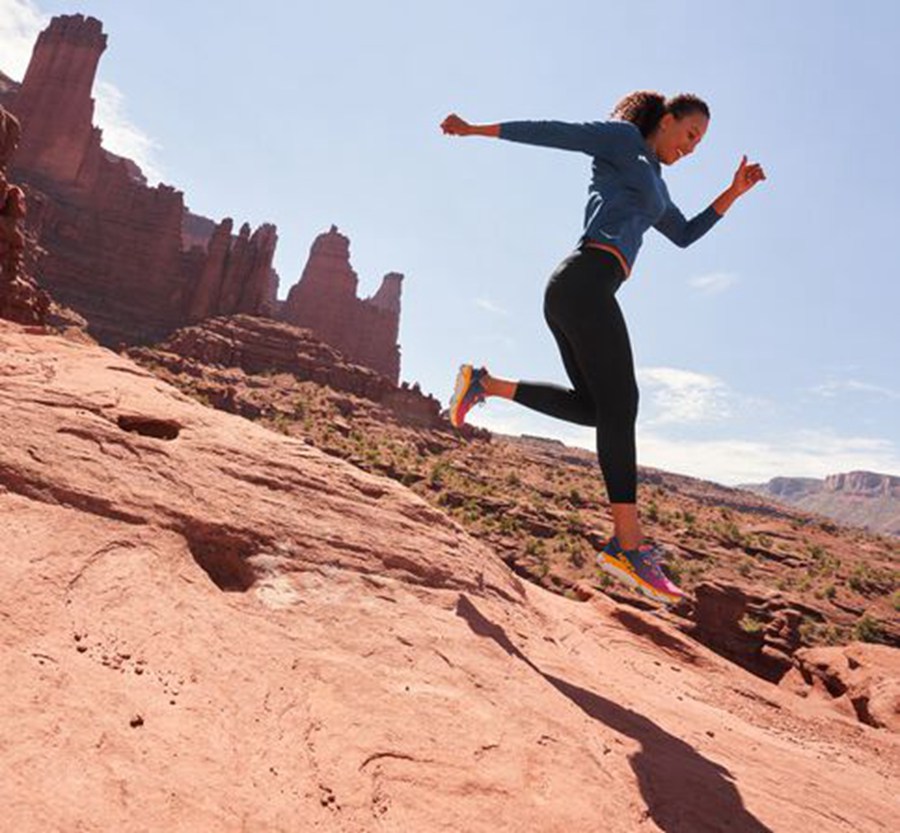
left=443, top=91, right=765, bottom=604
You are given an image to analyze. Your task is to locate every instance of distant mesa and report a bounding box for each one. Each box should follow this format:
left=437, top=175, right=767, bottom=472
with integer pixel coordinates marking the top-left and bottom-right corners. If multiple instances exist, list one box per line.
left=741, top=471, right=900, bottom=537
left=0, top=14, right=404, bottom=384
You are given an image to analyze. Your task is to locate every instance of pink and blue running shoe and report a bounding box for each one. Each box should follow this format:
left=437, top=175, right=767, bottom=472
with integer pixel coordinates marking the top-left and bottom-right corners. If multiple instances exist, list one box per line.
left=449, top=364, right=488, bottom=428
left=597, top=537, right=685, bottom=604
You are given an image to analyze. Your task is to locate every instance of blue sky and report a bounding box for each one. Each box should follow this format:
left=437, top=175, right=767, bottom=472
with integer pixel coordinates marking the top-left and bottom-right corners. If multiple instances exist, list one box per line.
left=2, top=0, right=898, bottom=485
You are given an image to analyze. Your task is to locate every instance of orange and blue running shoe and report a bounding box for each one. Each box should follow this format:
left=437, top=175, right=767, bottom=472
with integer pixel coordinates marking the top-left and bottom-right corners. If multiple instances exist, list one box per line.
left=597, top=537, right=685, bottom=605
left=449, top=364, right=487, bottom=428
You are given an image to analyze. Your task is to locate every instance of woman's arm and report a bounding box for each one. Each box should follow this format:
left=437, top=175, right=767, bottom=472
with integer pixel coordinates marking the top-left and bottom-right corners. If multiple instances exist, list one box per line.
left=656, top=155, right=766, bottom=247
left=654, top=203, right=722, bottom=248
left=440, top=113, right=616, bottom=155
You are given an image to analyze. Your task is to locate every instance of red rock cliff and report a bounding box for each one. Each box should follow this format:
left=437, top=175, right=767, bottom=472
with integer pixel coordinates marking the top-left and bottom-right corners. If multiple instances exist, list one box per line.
left=282, top=226, right=402, bottom=383
left=4, top=15, right=278, bottom=346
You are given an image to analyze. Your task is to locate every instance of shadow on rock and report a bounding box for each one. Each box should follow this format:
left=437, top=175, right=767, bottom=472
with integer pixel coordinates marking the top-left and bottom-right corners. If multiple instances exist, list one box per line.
left=456, top=594, right=773, bottom=833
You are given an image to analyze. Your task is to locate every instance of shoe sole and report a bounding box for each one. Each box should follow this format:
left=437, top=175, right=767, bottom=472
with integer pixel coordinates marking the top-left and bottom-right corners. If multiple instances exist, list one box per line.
left=597, top=556, right=682, bottom=606
left=449, top=364, right=474, bottom=428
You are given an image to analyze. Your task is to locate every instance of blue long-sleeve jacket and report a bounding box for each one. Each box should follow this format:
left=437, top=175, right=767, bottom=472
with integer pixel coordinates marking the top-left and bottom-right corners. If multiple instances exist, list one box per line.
left=499, top=120, right=721, bottom=275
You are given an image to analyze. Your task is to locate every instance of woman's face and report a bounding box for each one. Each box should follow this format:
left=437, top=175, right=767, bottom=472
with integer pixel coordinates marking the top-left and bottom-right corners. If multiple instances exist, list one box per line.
left=653, top=111, right=709, bottom=165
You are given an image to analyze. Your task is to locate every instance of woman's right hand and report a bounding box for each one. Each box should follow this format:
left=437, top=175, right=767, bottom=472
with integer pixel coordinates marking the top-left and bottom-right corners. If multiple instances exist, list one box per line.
left=441, top=113, right=472, bottom=136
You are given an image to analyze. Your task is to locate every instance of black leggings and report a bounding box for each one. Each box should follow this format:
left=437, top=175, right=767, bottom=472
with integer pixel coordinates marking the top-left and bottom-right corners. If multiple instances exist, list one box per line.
left=513, top=246, right=639, bottom=503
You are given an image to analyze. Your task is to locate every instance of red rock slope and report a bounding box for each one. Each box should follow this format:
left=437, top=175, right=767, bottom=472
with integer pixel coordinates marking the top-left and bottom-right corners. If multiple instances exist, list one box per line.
left=0, top=320, right=895, bottom=832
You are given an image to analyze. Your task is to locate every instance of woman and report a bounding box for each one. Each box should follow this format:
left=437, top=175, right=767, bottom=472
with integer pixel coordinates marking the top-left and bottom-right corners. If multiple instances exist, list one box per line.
left=442, top=91, right=765, bottom=604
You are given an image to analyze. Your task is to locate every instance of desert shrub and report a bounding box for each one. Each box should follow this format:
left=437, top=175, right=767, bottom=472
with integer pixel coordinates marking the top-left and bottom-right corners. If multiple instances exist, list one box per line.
left=807, top=543, right=826, bottom=560
left=717, top=521, right=746, bottom=547
left=525, top=539, right=546, bottom=558
left=429, top=461, right=451, bottom=488
left=738, top=614, right=766, bottom=634
left=498, top=515, right=519, bottom=535
left=814, top=583, right=837, bottom=601
left=270, top=412, right=292, bottom=435
left=852, top=614, right=888, bottom=644
left=568, top=545, right=587, bottom=569
left=462, top=499, right=482, bottom=523
left=848, top=564, right=897, bottom=596
left=799, top=618, right=843, bottom=646
left=596, top=572, right=614, bottom=589
left=565, top=512, right=585, bottom=534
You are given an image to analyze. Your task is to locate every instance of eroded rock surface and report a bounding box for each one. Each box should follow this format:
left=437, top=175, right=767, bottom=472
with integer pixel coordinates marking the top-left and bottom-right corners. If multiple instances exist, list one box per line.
left=782, top=643, right=900, bottom=731
left=0, top=321, right=897, bottom=832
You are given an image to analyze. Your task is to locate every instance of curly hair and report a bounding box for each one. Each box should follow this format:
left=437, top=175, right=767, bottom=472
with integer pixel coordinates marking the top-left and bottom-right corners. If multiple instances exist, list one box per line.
left=611, top=91, right=710, bottom=138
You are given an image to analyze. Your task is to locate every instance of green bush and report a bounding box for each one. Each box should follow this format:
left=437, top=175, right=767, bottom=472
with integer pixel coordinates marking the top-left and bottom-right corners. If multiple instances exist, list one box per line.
left=498, top=515, right=519, bottom=535
left=738, top=614, right=766, bottom=634
left=848, top=564, right=897, bottom=596
left=853, top=614, right=887, bottom=644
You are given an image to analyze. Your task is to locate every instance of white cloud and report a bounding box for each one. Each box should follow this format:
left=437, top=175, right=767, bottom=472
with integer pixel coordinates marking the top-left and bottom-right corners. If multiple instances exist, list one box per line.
left=0, top=0, right=44, bottom=80
left=811, top=379, right=900, bottom=401
left=688, top=271, right=739, bottom=294
left=638, top=366, right=733, bottom=425
left=94, top=80, right=165, bottom=185
left=636, top=428, right=900, bottom=486
left=0, top=2, right=164, bottom=185
left=463, top=395, right=900, bottom=487
left=475, top=297, right=509, bottom=316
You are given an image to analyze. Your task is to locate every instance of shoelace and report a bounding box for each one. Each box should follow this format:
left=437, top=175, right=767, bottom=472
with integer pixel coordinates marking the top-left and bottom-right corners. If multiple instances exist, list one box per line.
left=635, top=550, right=667, bottom=581
left=640, top=544, right=667, bottom=567
left=470, top=370, right=487, bottom=405
left=608, top=538, right=668, bottom=568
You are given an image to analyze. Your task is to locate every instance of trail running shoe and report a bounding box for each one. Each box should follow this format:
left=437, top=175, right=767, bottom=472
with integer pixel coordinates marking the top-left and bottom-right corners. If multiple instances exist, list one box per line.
left=449, top=364, right=487, bottom=428
left=597, top=538, right=685, bottom=604
left=638, top=542, right=685, bottom=600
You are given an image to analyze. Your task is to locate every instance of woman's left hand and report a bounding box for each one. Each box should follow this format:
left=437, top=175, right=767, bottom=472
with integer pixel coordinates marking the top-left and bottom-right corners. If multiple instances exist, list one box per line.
left=731, top=155, right=766, bottom=196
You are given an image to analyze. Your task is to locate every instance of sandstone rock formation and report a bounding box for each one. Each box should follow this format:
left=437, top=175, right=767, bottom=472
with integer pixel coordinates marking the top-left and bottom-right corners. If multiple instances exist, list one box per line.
left=130, top=314, right=440, bottom=425
left=0, top=102, right=50, bottom=325
left=2, top=15, right=278, bottom=346
left=2, top=16, right=404, bottom=385
left=0, top=319, right=897, bottom=831
left=687, top=580, right=828, bottom=682
left=782, top=643, right=900, bottom=731
left=0, top=103, right=21, bottom=168
left=283, top=226, right=403, bottom=383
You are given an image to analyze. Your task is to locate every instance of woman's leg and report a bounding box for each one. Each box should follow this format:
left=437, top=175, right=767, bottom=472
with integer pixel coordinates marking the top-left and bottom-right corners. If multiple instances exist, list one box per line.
left=482, top=251, right=600, bottom=425
left=553, top=288, right=643, bottom=548
left=469, top=247, right=645, bottom=550
left=482, top=317, right=595, bottom=425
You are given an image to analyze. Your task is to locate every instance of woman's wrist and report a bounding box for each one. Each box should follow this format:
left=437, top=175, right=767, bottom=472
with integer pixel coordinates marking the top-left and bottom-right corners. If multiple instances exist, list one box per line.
left=713, top=185, right=740, bottom=216
left=471, top=123, right=501, bottom=138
